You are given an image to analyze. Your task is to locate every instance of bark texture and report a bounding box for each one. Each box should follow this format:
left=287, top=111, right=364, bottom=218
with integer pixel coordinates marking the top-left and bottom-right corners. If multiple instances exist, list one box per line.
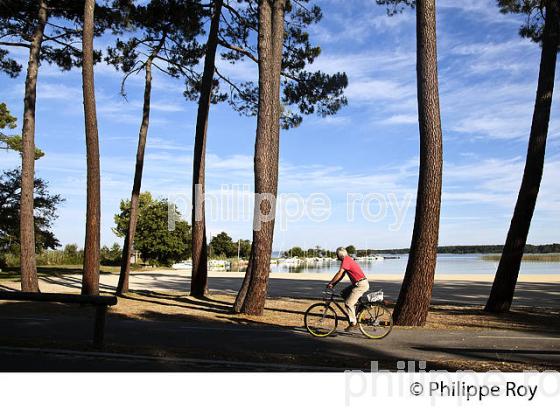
left=190, top=0, right=223, bottom=297
left=233, top=253, right=252, bottom=312
left=81, top=0, right=101, bottom=296
left=20, top=0, right=48, bottom=293
left=237, top=0, right=285, bottom=315
left=117, top=36, right=168, bottom=295
left=117, top=57, right=156, bottom=295
left=485, top=1, right=559, bottom=313
left=392, top=0, right=443, bottom=326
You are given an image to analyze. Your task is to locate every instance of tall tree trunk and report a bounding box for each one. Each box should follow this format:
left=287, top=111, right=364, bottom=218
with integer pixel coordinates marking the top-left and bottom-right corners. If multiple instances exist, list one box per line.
left=117, top=60, right=154, bottom=295
left=19, top=0, right=48, bottom=293
left=238, top=0, right=285, bottom=316
left=485, top=1, right=559, bottom=313
left=233, top=251, right=252, bottom=312
left=392, top=0, right=443, bottom=326
left=117, top=38, right=166, bottom=295
left=81, top=0, right=101, bottom=296
left=190, top=0, right=223, bottom=298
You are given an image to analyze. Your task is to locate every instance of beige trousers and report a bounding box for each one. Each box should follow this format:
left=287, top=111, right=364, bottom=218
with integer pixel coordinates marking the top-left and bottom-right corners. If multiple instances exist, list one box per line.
left=342, top=280, right=370, bottom=325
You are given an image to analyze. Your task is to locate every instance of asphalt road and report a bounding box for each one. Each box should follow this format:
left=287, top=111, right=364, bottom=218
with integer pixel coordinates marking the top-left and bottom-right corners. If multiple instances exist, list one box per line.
left=0, top=308, right=559, bottom=371
left=1, top=273, right=559, bottom=371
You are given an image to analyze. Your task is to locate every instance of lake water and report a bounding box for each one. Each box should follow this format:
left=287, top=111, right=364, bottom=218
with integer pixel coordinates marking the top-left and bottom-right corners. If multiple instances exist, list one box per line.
left=269, top=254, right=560, bottom=275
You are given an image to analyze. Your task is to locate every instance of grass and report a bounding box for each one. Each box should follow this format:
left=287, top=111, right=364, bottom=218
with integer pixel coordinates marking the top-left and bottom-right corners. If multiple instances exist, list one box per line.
left=481, top=253, right=560, bottom=262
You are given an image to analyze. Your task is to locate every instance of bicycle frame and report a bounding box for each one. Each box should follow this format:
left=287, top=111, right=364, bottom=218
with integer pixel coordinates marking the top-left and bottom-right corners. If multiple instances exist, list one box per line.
left=322, top=289, right=365, bottom=322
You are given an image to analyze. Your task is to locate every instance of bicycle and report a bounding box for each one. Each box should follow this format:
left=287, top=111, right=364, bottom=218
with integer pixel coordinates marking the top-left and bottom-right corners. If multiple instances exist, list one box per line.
left=304, top=287, right=393, bottom=339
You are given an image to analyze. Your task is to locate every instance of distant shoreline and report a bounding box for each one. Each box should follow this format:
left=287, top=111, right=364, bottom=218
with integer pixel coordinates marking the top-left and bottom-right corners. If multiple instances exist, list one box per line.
left=481, top=253, right=560, bottom=262
left=370, top=244, right=560, bottom=254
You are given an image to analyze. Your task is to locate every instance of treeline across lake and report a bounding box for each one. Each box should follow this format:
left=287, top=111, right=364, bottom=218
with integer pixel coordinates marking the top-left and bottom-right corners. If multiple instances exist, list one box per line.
left=364, top=244, right=560, bottom=255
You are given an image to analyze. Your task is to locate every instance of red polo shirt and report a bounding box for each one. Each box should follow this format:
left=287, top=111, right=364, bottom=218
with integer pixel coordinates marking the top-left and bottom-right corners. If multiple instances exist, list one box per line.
left=341, top=256, right=366, bottom=284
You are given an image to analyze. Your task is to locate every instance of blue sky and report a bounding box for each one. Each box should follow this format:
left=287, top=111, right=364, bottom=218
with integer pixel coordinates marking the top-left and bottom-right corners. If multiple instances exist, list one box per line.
left=1, top=0, right=559, bottom=252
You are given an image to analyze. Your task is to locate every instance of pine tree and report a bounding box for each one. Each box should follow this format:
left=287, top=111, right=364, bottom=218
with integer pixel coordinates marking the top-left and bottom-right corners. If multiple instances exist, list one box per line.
left=486, top=0, right=560, bottom=313
left=105, top=0, right=205, bottom=294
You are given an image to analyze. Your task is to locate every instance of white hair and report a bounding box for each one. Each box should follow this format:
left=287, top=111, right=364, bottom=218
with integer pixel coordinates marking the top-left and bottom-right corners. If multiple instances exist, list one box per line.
left=336, top=247, right=348, bottom=260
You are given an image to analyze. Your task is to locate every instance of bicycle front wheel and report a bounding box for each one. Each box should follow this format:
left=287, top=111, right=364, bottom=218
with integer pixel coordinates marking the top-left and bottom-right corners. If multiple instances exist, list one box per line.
left=304, top=303, right=338, bottom=337
left=358, top=304, right=393, bottom=339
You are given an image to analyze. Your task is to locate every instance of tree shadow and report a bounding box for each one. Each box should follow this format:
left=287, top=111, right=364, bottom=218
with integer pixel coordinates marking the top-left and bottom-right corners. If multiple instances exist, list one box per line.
left=39, top=273, right=115, bottom=292
left=117, top=290, right=233, bottom=315
left=0, top=300, right=412, bottom=371
left=428, top=305, right=560, bottom=336
left=1, top=298, right=558, bottom=371
left=413, top=345, right=560, bottom=370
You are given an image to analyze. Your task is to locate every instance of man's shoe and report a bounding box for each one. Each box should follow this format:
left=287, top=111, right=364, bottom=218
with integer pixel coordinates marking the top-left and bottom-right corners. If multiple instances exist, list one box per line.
left=344, top=323, right=358, bottom=332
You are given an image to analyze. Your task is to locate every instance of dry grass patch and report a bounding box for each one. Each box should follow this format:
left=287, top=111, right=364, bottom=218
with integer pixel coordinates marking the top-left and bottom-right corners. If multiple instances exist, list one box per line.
left=113, top=290, right=312, bottom=328
left=424, top=305, right=560, bottom=333
left=112, top=291, right=559, bottom=335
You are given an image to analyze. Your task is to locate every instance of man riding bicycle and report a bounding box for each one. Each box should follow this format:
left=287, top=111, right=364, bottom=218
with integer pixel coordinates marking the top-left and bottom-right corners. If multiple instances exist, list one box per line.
left=327, top=247, right=370, bottom=332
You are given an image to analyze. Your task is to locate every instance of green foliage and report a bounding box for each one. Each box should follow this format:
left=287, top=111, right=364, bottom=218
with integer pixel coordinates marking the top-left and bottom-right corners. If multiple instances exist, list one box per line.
left=497, top=0, right=559, bottom=46
left=105, top=0, right=206, bottom=97
left=207, top=232, right=251, bottom=258
left=238, top=239, right=251, bottom=258
left=0, top=102, right=16, bottom=128
left=209, top=231, right=237, bottom=258
left=0, top=135, right=45, bottom=159
left=302, top=245, right=335, bottom=258
left=283, top=246, right=304, bottom=257
left=376, top=0, right=416, bottom=16
left=357, top=243, right=560, bottom=254
left=1, top=103, right=45, bottom=159
left=62, top=243, right=83, bottom=264
left=482, top=253, right=560, bottom=262
left=34, top=243, right=84, bottom=265
left=100, top=242, right=122, bottom=266
left=346, top=245, right=356, bottom=255
left=113, top=192, right=191, bottom=266
left=0, top=0, right=122, bottom=78
left=0, top=168, right=64, bottom=259
left=184, top=0, right=348, bottom=129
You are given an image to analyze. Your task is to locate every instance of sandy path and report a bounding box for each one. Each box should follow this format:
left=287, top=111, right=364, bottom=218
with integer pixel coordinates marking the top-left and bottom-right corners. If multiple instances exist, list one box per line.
left=1, top=269, right=558, bottom=308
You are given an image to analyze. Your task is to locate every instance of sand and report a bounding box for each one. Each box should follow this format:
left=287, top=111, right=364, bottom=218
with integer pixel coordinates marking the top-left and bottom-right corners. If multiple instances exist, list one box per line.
left=2, top=269, right=558, bottom=296
left=205, top=270, right=560, bottom=283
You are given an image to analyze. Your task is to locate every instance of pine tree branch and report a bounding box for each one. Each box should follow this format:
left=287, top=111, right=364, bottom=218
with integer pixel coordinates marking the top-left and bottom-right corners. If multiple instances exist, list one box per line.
left=218, top=39, right=258, bottom=63
left=214, top=65, right=249, bottom=97
left=218, top=39, right=302, bottom=83
left=42, top=35, right=81, bottom=52
left=222, top=1, right=258, bottom=31
left=0, top=41, right=30, bottom=48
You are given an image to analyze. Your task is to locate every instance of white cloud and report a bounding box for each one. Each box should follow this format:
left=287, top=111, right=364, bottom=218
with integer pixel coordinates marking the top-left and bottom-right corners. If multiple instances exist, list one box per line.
left=380, top=114, right=418, bottom=125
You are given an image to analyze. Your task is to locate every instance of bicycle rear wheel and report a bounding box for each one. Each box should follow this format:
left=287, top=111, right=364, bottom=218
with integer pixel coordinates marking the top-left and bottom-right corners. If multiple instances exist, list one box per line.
left=304, top=303, right=338, bottom=337
left=358, top=304, right=393, bottom=339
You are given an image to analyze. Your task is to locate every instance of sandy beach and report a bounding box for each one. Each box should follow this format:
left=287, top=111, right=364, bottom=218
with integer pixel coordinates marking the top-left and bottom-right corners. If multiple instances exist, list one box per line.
left=208, top=270, right=560, bottom=283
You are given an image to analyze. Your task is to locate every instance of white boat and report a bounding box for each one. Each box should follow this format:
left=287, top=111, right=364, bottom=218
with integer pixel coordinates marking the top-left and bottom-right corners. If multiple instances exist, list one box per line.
left=357, top=255, right=384, bottom=262
left=304, top=257, right=336, bottom=265
left=278, top=257, right=302, bottom=266
left=171, top=260, right=192, bottom=270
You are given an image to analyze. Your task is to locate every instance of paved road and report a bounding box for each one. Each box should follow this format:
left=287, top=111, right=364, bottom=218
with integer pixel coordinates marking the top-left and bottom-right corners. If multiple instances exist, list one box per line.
left=1, top=272, right=559, bottom=370
left=0, top=307, right=559, bottom=371
left=0, top=346, right=347, bottom=372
